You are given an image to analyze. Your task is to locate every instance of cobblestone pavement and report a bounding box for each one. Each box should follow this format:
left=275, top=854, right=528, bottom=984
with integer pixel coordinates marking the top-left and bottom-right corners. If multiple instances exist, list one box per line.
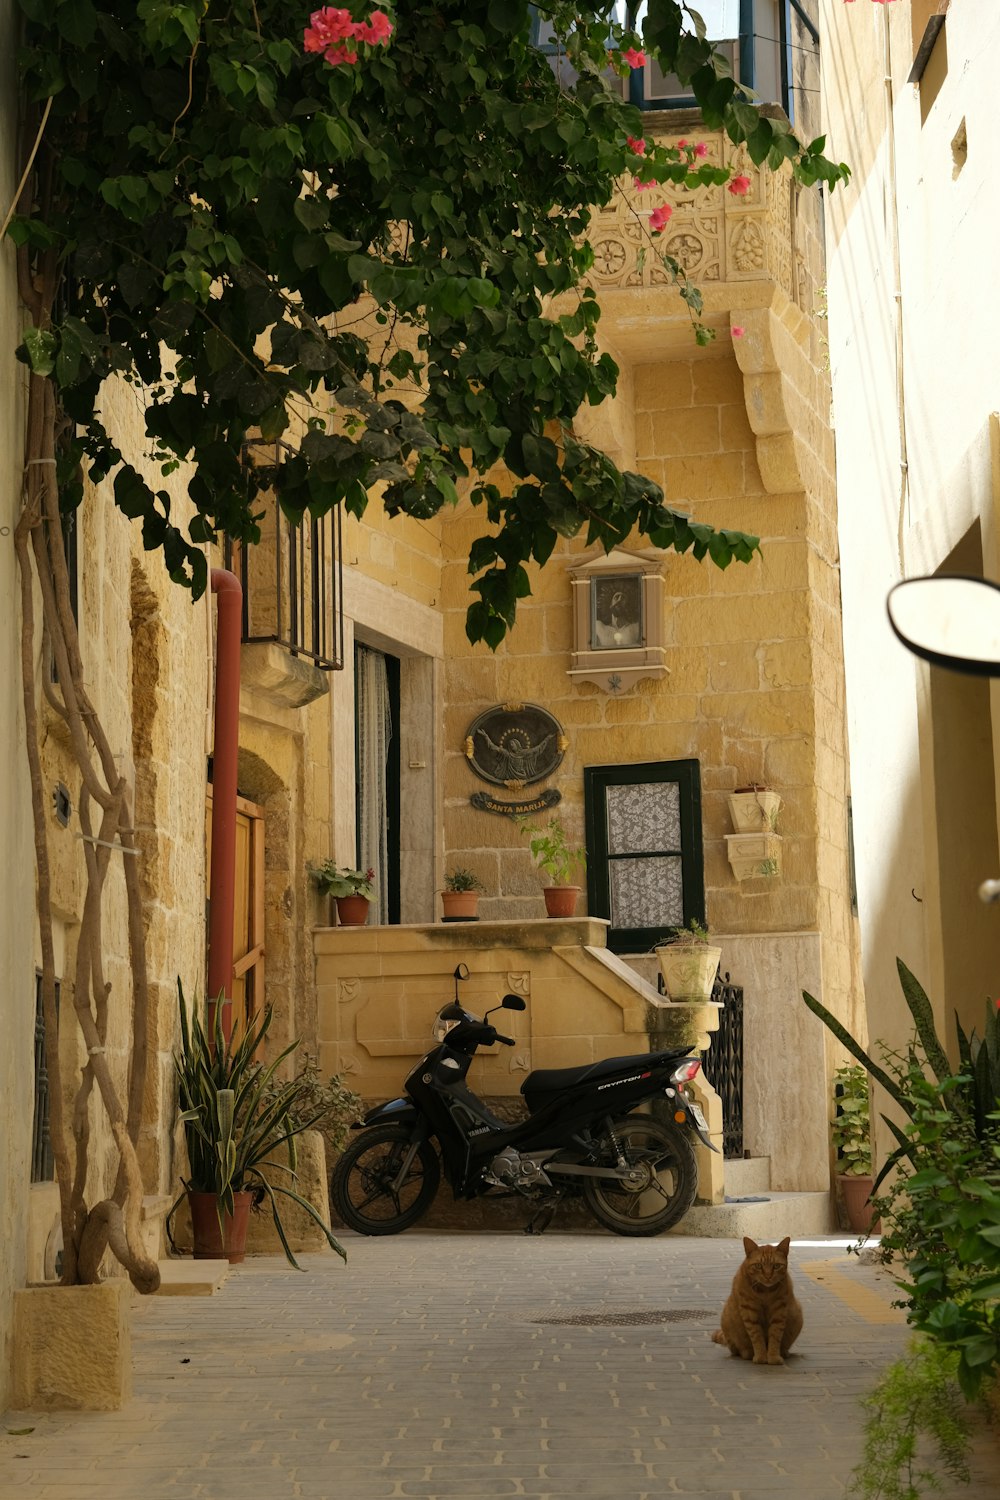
left=2, top=1232, right=997, bottom=1500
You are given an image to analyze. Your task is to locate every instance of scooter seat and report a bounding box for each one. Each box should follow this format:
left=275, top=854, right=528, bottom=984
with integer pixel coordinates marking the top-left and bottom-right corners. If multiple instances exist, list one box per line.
left=520, top=1049, right=683, bottom=1099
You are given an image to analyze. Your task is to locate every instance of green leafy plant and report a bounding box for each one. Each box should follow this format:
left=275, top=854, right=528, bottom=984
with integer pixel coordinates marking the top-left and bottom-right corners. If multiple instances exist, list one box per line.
left=852, top=1338, right=973, bottom=1500
left=170, top=983, right=347, bottom=1267
left=10, top=0, right=850, bottom=645
left=831, top=1062, right=874, bottom=1176
left=311, top=863, right=375, bottom=899
left=518, top=815, right=586, bottom=887
left=444, top=868, right=484, bottom=893
left=257, top=1051, right=361, bottom=1170
left=803, top=962, right=1000, bottom=1398
left=658, top=918, right=712, bottom=946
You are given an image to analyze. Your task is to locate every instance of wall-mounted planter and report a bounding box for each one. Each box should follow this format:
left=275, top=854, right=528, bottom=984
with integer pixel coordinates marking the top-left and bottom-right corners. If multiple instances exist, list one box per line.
left=728, top=788, right=782, bottom=833
left=726, top=831, right=782, bottom=881
left=655, top=942, right=722, bottom=1002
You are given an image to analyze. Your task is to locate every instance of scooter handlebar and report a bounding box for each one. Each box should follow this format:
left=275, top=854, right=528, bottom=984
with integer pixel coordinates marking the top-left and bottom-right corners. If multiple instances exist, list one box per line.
left=494, top=1032, right=515, bottom=1046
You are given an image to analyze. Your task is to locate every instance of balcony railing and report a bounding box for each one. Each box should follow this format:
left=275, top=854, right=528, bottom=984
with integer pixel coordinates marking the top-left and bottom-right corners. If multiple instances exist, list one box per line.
left=531, top=1, right=807, bottom=121
left=224, top=439, right=344, bottom=672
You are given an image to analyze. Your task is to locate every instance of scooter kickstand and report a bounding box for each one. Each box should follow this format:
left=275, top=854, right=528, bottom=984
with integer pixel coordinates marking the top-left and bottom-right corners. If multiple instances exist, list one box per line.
left=524, top=1194, right=561, bottom=1235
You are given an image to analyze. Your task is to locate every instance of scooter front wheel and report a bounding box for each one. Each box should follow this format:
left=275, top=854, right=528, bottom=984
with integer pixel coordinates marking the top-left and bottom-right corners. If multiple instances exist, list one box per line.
left=331, top=1124, right=440, bottom=1235
left=583, top=1115, right=698, bottom=1236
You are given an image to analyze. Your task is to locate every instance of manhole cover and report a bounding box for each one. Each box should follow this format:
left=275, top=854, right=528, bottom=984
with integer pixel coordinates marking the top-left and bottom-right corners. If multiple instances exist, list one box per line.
left=534, top=1309, right=713, bottom=1327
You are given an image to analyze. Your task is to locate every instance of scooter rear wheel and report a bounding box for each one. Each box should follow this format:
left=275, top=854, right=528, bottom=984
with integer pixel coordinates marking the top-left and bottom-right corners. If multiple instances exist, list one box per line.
left=331, top=1124, right=440, bottom=1235
left=583, top=1115, right=698, bottom=1236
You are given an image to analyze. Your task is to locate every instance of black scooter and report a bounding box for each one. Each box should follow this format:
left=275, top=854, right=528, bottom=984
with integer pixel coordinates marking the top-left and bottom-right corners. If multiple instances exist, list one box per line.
left=331, top=965, right=714, bottom=1237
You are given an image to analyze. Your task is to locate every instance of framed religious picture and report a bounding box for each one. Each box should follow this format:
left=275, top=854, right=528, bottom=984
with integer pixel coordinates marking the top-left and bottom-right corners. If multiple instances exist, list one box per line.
left=591, top=573, right=644, bottom=650
left=567, top=548, right=667, bottom=692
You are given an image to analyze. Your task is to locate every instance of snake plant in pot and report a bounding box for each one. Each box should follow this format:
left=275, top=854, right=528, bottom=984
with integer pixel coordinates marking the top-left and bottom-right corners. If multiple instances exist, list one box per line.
left=169, top=983, right=346, bottom=1266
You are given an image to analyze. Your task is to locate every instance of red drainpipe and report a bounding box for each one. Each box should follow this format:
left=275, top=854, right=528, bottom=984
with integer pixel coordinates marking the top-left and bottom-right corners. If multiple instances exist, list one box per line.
left=207, top=567, right=243, bottom=1045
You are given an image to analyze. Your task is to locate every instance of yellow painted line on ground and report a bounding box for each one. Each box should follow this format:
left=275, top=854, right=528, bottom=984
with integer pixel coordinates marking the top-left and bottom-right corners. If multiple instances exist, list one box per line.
left=800, top=1259, right=906, bottom=1325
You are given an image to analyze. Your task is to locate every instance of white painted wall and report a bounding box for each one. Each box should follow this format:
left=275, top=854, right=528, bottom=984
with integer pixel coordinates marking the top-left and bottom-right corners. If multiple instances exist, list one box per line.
left=0, top=0, right=39, bottom=1407
left=822, top=0, right=1000, bottom=1101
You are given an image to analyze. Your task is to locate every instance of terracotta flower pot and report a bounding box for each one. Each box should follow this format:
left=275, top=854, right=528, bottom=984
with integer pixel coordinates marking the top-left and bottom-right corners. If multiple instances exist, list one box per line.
left=441, top=890, right=480, bottom=920
left=188, top=1189, right=254, bottom=1263
left=335, top=894, right=370, bottom=926
left=837, top=1172, right=880, bottom=1235
left=543, top=885, right=580, bottom=918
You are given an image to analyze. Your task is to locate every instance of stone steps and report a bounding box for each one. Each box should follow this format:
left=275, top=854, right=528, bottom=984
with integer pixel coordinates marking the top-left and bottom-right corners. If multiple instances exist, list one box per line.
left=669, top=1189, right=834, bottom=1240
left=668, top=1154, right=835, bottom=1239
left=154, top=1258, right=230, bottom=1296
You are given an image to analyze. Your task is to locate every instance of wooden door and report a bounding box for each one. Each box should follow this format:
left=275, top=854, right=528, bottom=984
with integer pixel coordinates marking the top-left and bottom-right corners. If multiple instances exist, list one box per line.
left=206, top=790, right=266, bottom=1033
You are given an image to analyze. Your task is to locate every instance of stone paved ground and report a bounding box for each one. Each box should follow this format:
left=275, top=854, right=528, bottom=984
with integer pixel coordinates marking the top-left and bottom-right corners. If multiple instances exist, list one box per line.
left=2, top=1232, right=997, bottom=1500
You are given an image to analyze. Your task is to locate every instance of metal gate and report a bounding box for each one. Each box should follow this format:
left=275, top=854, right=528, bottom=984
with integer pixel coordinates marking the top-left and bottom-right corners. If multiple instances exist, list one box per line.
left=701, top=972, right=744, bottom=1159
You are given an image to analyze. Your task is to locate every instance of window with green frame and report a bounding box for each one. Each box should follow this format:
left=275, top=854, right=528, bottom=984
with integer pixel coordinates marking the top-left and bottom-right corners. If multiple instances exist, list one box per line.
left=584, top=759, right=705, bottom=954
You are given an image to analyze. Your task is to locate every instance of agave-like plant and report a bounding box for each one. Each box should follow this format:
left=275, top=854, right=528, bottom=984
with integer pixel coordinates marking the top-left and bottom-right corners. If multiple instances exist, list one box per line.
left=803, top=958, right=1000, bottom=1191
left=170, top=981, right=347, bottom=1266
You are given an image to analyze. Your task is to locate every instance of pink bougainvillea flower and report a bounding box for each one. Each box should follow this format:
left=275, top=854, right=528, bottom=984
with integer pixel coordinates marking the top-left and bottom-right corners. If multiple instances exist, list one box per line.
left=677, top=138, right=688, bottom=149
left=360, top=8, right=393, bottom=43
left=325, top=42, right=358, bottom=63
left=649, top=204, right=673, bottom=233
left=633, top=176, right=656, bottom=192
left=728, top=174, right=752, bottom=196
left=622, top=47, right=646, bottom=68
left=626, top=136, right=646, bottom=155
left=694, top=142, right=708, bottom=158
left=304, top=6, right=355, bottom=50
left=305, top=6, right=393, bottom=63
left=731, top=325, right=745, bottom=339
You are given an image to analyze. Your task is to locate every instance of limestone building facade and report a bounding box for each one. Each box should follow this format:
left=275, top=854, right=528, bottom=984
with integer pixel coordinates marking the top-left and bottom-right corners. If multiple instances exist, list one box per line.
left=822, top=0, right=1000, bottom=1155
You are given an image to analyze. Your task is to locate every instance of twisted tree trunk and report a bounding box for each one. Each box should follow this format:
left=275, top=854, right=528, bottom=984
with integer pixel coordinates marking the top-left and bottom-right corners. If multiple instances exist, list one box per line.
left=14, top=123, right=160, bottom=1293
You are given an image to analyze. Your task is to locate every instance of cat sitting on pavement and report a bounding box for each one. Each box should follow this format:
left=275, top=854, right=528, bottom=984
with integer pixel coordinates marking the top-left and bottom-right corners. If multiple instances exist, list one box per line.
left=711, top=1235, right=803, bottom=1365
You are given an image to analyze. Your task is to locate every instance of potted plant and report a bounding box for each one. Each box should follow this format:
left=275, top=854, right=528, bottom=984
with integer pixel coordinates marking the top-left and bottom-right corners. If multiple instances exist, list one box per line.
left=519, top=815, right=586, bottom=917
left=441, top=868, right=483, bottom=921
left=310, top=861, right=375, bottom=925
left=830, top=1061, right=878, bottom=1234
left=728, top=783, right=782, bottom=834
left=169, top=983, right=347, bottom=1266
left=655, top=919, right=722, bottom=1002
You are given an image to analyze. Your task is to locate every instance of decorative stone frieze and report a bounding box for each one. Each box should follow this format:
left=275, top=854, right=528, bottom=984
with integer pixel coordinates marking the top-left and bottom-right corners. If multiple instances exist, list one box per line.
left=581, top=124, right=797, bottom=305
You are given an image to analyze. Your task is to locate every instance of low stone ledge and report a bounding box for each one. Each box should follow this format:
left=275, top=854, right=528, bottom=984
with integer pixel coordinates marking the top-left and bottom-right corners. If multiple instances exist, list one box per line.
left=12, top=1280, right=131, bottom=1411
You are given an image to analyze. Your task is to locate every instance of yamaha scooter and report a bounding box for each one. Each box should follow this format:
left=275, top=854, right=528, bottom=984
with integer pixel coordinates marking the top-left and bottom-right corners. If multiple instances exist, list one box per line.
left=331, top=965, right=714, bottom=1236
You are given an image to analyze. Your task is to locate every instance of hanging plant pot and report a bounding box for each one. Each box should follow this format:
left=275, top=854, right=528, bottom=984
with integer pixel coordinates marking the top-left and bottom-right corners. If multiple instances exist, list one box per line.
left=188, top=1190, right=254, bottom=1263
left=655, top=942, right=722, bottom=1002
left=728, top=788, right=782, bottom=834
left=543, top=885, right=580, bottom=918
left=837, top=1173, right=880, bottom=1235
left=441, top=890, right=480, bottom=921
left=335, top=895, right=370, bottom=926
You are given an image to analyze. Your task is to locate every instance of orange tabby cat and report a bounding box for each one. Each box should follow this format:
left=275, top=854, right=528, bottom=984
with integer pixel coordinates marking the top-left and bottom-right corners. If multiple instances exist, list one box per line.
left=711, top=1235, right=803, bottom=1365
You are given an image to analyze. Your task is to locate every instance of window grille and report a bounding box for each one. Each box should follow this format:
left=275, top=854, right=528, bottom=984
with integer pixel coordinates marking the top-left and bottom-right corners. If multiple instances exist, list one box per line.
left=31, top=973, right=59, bottom=1183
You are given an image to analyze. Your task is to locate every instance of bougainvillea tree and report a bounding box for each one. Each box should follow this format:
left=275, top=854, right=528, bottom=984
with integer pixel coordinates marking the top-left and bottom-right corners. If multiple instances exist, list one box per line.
left=8, top=0, right=849, bottom=1287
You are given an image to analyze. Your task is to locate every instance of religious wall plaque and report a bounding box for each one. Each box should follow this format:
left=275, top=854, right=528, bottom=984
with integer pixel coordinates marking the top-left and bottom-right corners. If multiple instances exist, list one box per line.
left=470, top=788, right=562, bottom=819
left=464, top=703, right=567, bottom=788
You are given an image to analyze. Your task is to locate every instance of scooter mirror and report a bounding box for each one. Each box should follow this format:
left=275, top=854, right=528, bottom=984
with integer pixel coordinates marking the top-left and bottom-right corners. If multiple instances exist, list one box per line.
left=501, top=994, right=527, bottom=1012
left=887, top=575, right=1000, bottom=677
left=453, top=962, right=470, bottom=981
